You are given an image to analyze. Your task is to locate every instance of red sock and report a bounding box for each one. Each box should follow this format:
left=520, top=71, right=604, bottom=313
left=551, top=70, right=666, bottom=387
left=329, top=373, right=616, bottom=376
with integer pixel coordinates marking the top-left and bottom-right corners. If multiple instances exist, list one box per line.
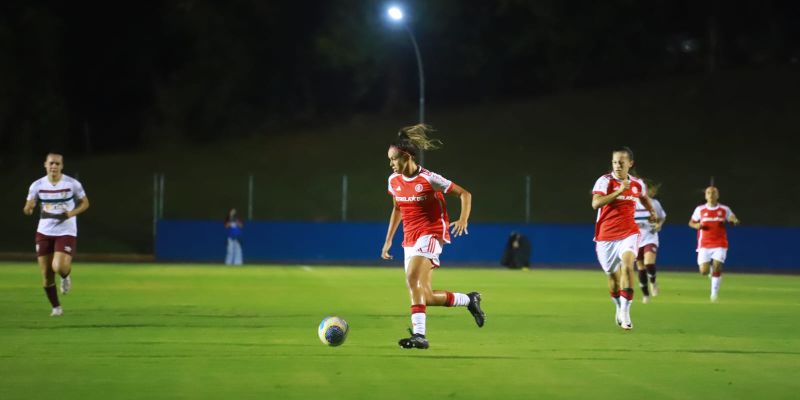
left=712, top=271, right=722, bottom=277
left=619, top=288, right=634, bottom=301
left=444, top=291, right=455, bottom=307
left=411, top=304, right=427, bottom=314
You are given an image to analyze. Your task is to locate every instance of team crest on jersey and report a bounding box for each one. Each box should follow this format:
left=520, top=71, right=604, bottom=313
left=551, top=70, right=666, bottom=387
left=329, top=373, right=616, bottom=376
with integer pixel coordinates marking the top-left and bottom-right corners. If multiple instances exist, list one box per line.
left=395, top=185, right=401, bottom=192
left=717, top=211, right=723, bottom=216
left=414, top=184, right=423, bottom=192
left=632, top=187, right=638, bottom=194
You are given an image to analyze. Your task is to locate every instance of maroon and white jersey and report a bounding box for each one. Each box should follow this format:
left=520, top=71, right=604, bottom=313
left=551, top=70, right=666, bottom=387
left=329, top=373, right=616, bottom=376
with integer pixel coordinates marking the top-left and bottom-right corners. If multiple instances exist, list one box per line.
left=691, top=204, right=736, bottom=249
left=27, top=175, right=86, bottom=237
left=387, top=168, right=452, bottom=247
left=592, top=173, right=646, bottom=241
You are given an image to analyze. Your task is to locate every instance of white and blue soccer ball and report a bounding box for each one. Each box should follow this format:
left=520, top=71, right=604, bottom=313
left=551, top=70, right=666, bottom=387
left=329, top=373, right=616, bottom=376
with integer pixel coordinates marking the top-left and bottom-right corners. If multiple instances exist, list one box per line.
left=318, top=316, right=349, bottom=346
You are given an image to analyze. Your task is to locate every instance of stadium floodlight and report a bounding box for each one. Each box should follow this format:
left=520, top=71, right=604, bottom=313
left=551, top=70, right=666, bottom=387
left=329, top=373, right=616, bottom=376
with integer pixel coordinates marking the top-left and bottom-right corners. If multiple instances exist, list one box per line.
left=387, top=6, right=404, bottom=21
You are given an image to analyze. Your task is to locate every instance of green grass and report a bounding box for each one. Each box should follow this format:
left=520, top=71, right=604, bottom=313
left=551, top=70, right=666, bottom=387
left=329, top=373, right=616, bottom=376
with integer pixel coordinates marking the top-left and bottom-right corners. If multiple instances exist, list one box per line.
left=1, top=263, right=799, bottom=399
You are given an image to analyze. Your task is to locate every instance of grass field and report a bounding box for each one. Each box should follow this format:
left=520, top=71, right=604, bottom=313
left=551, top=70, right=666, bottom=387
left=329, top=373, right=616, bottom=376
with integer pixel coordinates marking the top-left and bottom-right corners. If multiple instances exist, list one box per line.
left=1, top=262, right=799, bottom=399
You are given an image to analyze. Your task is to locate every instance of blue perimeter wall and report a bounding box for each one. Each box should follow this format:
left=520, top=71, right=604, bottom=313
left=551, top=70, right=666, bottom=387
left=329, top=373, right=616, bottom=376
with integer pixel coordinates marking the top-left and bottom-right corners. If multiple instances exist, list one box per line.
left=156, top=221, right=799, bottom=271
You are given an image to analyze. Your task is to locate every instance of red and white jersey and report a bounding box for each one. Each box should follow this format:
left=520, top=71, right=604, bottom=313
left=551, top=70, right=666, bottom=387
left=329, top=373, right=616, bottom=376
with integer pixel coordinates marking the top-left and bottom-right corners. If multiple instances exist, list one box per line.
left=27, top=175, right=86, bottom=237
left=592, top=173, right=646, bottom=241
left=387, top=167, right=452, bottom=247
left=691, top=203, right=736, bottom=249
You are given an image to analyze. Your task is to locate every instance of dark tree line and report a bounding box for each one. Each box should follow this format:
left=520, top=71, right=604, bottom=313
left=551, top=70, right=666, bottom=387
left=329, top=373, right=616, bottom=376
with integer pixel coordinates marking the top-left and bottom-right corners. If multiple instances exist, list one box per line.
left=0, top=0, right=797, bottom=166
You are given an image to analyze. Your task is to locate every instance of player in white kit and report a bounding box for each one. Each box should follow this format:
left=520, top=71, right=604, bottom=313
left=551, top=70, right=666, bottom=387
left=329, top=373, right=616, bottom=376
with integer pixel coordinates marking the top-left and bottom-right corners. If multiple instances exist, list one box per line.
left=23, top=153, right=90, bottom=316
left=634, top=180, right=666, bottom=303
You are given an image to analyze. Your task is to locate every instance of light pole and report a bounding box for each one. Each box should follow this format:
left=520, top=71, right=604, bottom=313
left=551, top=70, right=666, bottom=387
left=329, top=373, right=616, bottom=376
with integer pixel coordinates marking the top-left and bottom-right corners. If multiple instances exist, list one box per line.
left=387, top=5, right=425, bottom=124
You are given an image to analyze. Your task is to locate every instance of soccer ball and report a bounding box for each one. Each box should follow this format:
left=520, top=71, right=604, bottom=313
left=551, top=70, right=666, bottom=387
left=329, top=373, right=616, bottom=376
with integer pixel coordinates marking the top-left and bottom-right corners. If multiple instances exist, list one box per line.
left=318, top=316, right=349, bottom=346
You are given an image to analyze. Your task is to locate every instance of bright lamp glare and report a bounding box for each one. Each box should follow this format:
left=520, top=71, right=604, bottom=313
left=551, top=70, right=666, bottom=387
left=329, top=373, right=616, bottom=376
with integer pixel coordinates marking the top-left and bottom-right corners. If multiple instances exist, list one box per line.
left=387, top=6, right=403, bottom=21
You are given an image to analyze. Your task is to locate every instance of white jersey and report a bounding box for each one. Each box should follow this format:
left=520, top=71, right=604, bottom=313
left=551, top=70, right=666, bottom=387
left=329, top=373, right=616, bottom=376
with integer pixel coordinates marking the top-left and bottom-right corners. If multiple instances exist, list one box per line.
left=27, top=175, right=86, bottom=237
left=634, top=198, right=666, bottom=247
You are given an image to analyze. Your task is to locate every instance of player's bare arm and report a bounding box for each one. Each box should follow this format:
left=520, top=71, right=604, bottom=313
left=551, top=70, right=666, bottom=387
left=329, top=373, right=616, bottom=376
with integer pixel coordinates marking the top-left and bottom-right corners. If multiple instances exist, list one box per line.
left=729, top=214, right=741, bottom=226
left=447, top=183, right=471, bottom=237
left=381, top=199, right=402, bottom=260
left=689, top=220, right=706, bottom=230
left=23, top=199, right=37, bottom=216
left=591, top=179, right=628, bottom=209
left=65, top=196, right=90, bottom=219
left=640, top=194, right=658, bottom=223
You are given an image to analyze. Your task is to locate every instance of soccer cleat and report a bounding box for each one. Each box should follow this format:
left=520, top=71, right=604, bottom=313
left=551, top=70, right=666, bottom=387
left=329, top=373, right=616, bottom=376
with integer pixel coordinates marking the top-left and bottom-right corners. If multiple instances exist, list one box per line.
left=642, top=295, right=650, bottom=304
left=398, top=333, right=429, bottom=349
left=620, top=310, right=633, bottom=330
left=467, top=292, right=485, bottom=327
left=60, top=276, right=71, bottom=295
left=50, top=306, right=63, bottom=317
left=651, top=282, right=659, bottom=297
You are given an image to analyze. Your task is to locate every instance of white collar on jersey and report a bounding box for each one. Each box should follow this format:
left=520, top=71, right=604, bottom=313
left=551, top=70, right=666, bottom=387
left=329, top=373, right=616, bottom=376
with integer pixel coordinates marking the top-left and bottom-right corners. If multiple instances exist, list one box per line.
left=400, top=166, right=423, bottom=182
left=611, top=171, right=629, bottom=181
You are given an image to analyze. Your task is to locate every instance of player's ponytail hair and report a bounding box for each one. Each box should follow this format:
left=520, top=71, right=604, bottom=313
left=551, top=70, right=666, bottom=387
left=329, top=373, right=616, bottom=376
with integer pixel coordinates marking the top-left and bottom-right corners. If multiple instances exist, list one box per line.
left=390, top=124, right=442, bottom=160
left=644, top=179, right=661, bottom=197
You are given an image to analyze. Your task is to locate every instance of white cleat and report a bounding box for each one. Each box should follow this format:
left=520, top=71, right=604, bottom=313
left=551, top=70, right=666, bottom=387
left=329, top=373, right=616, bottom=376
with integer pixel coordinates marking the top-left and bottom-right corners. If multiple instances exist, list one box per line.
left=651, top=283, right=659, bottom=297
left=50, top=306, right=63, bottom=317
left=642, top=295, right=650, bottom=304
left=710, top=293, right=718, bottom=303
left=60, top=276, right=71, bottom=295
left=620, top=310, right=633, bottom=330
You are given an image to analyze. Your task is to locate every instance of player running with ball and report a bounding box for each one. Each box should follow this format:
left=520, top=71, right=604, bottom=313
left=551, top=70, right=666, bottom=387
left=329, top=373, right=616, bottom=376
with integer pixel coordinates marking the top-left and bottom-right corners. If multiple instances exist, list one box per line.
left=381, top=124, right=485, bottom=349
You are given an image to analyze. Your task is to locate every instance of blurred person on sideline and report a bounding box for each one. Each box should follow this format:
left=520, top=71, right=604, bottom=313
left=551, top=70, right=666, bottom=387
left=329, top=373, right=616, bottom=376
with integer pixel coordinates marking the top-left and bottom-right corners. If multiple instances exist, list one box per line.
left=591, top=146, right=657, bottom=330
left=688, top=186, right=740, bottom=302
left=501, top=231, right=531, bottom=269
left=381, top=124, right=484, bottom=350
left=23, top=152, right=90, bottom=316
left=224, top=208, right=244, bottom=265
left=634, top=180, right=667, bottom=303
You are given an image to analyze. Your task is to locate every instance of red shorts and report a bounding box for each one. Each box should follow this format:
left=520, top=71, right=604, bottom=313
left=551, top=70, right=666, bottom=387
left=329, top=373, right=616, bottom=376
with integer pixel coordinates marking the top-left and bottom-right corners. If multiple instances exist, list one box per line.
left=35, top=233, right=77, bottom=257
left=637, top=243, right=657, bottom=259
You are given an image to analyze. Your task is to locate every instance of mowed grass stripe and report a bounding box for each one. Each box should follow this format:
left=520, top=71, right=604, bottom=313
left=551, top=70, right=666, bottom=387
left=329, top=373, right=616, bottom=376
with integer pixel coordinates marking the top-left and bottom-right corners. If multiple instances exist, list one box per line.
left=1, top=262, right=799, bottom=400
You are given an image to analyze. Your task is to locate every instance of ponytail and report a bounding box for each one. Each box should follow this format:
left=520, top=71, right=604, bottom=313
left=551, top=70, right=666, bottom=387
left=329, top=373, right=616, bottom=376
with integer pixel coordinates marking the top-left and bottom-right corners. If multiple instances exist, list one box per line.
left=391, top=124, right=442, bottom=160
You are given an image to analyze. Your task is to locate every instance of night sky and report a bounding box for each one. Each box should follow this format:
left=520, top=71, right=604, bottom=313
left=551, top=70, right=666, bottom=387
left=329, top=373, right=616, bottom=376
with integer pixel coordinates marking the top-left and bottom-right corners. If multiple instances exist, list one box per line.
left=1, top=0, right=799, bottom=164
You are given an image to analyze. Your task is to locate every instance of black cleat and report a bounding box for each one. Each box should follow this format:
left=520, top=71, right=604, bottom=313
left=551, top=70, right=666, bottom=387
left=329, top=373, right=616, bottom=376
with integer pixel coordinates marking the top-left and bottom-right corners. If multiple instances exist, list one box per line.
left=398, top=333, right=429, bottom=349
left=467, top=292, right=485, bottom=327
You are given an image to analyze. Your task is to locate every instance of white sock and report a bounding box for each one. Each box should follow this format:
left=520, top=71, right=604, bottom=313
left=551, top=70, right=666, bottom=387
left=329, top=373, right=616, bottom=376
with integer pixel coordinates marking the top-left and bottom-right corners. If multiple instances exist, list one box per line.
left=411, top=313, right=426, bottom=336
left=711, top=276, right=722, bottom=296
left=621, top=297, right=632, bottom=313
left=453, top=293, right=470, bottom=307
left=611, top=296, right=621, bottom=312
